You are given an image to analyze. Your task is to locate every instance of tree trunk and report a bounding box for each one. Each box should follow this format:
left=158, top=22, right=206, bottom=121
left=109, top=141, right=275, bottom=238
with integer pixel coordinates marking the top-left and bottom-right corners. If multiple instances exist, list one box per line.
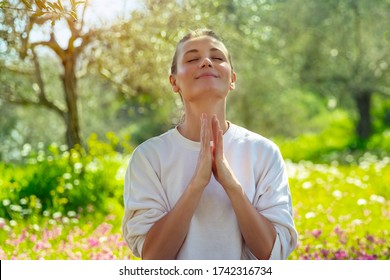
left=62, top=52, right=81, bottom=149
left=355, top=90, right=372, bottom=141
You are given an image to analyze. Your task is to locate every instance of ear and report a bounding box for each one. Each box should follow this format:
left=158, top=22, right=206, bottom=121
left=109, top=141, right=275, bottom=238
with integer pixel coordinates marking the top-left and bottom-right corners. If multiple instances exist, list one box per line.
left=229, top=71, right=237, bottom=91
left=169, top=75, right=180, bottom=93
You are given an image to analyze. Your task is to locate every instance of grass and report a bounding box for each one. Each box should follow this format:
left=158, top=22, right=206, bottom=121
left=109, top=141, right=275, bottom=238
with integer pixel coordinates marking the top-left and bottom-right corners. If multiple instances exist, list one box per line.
left=287, top=154, right=390, bottom=259
left=0, top=146, right=389, bottom=259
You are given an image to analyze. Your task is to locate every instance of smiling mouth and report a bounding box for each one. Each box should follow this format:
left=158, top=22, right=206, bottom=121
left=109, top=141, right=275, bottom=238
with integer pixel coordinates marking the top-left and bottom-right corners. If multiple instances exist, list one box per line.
left=196, top=73, right=218, bottom=79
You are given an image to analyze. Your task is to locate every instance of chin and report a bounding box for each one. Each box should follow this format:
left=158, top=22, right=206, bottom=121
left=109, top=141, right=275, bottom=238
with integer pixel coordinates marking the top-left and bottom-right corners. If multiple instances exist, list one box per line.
left=196, top=85, right=229, bottom=95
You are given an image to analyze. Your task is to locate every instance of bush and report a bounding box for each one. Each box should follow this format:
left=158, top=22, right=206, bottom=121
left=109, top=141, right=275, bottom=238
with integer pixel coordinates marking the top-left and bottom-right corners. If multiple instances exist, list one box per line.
left=275, top=110, right=355, bottom=162
left=0, top=133, right=132, bottom=221
left=276, top=110, right=390, bottom=163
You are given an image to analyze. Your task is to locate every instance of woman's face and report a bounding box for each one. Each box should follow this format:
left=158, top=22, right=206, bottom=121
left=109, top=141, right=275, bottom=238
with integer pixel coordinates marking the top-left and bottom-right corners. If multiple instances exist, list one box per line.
left=170, top=36, right=236, bottom=103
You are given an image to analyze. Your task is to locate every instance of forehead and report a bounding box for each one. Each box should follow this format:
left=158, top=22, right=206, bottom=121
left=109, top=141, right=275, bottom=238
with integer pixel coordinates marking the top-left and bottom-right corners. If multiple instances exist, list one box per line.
left=178, top=35, right=229, bottom=57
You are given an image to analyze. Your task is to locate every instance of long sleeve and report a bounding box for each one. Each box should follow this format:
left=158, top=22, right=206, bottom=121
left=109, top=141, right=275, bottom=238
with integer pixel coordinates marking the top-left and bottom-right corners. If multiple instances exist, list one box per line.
left=122, top=125, right=297, bottom=260
left=122, top=147, right=170, bottom=258
left=252, top=145, right=298, bottom=259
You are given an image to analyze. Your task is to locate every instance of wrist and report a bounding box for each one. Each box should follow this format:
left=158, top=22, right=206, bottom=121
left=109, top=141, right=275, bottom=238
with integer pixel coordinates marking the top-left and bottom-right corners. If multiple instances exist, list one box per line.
left=188, top=178, right=208, bottom=193
left=224, top=181, right=244, bottom=197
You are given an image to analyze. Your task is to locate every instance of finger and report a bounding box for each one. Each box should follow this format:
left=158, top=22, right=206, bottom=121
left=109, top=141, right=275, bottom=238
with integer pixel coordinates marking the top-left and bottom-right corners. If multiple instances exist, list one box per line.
left=201, top=114, right=210, bottom=152
left=204, top=117, right=210, bottom=151
left=200, top=114, right=204, bottom=147
left=212, top=115, right=219, bottom=148
left=217, top=129, right=223, bottom=156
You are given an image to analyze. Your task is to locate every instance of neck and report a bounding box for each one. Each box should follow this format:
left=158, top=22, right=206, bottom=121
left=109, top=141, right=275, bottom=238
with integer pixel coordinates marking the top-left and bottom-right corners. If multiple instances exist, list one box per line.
left=177, top=100, right=228, bottom=141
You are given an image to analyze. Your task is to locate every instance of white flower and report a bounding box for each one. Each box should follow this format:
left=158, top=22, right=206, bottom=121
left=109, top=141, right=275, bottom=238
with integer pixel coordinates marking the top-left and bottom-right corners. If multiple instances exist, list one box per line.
left=99, top=236, right=108, bottom=243
left=370, top=194, right=385, bottom=204
left=305, top=212, right=316, bottom=219
left=352, top=219, right=363, bottom=226
left=2, top=199, right=10, bottom=207
left=53, top=212, right=62, bottom=219
left=357, top=199, right=367, bottom=205
left=67, top=211, right=77, bottom=217
left=332, top=190, right=342, bottom=199
left=10, top=205, right=22, bottom=212
left=302, top=182, right=312, bottom=189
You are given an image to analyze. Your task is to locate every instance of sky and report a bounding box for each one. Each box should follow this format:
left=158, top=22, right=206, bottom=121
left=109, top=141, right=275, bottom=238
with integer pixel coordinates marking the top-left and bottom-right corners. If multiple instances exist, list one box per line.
left=29, top=0, right=143, bottom=50
left=83, top=0, right=142, bottom=25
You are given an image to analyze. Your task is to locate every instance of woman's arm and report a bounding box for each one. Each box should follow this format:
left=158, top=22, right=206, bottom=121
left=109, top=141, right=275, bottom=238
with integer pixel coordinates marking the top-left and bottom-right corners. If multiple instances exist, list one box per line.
left=142, top=181, right=204, bottom=259
left=225, top=186, right=277, bottom=259
left=211, top=115, right=276, bottom=259
left=142, top=114, right=212, bottom=259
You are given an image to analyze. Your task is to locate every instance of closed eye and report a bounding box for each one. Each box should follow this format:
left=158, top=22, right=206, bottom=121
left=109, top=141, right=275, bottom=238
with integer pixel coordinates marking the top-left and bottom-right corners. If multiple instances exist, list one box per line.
left=187, top=58, right=199, bottom=63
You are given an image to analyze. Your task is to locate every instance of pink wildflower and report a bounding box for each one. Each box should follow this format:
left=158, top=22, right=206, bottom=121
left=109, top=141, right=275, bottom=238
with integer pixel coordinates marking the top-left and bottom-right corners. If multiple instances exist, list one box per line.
left=334, top=225, right=343, bottom=236
left=321, top=249, right=329, bottom=259
left=366, top=235, right=375, bottom=243
left=87, top=237, right=99, bottom=247
left=335, top=250, right=347, bottom=260
left=311, top=229, right=322, bottom=238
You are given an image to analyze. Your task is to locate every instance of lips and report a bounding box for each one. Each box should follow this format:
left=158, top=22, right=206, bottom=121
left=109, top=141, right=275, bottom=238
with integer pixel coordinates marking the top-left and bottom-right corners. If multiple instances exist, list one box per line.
left=195, top=72, right=218, bottom=79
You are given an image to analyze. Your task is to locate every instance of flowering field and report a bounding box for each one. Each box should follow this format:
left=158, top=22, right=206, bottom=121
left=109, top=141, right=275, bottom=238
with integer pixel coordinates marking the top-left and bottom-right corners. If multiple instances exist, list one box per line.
left=0, top=215, right=133, bottom=260
left=0, top=147, right=389, bottom=259
left=287, top=154, right=390, bottom=259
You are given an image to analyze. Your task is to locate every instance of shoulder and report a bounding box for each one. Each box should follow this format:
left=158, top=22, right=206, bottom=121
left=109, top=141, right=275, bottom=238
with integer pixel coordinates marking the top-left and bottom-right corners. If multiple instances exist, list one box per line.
left=129, top=129, right=175, bottom=162
left=228, top=123, right=285, bottom=169
left=230, top=123, right=280, bottom=153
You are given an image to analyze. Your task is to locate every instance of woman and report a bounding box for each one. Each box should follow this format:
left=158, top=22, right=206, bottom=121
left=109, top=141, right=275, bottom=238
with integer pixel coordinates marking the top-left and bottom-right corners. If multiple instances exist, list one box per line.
left=122, top=29, right=297, bottom=260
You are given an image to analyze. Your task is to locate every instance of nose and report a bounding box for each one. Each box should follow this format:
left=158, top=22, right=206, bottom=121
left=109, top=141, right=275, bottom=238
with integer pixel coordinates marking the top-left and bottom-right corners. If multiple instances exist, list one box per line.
left=201, top=57, right=212, bottom=68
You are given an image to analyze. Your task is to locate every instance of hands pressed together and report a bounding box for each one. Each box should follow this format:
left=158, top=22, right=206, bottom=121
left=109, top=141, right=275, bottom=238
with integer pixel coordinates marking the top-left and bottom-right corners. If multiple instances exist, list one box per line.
left=192, top=113, right=241, bottom=194
left=142, top=113, right=277, bottom=260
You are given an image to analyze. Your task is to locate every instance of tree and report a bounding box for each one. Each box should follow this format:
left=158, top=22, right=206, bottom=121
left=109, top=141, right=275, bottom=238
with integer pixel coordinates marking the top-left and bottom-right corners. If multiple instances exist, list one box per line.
left=93, top=0, right=213, bottom=143
left=0, top=0, right=96, bottom=149
left=96, top=0, right=309, bottom=140
left=275, top=0, right=390, bottom=142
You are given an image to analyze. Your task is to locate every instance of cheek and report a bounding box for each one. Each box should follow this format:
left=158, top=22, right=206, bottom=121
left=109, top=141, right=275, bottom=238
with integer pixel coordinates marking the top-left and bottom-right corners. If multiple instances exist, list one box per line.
left=178, top=61, right=194, bottom=72
left=176, top=66, right=194, bottom=83
left=220, top=62, right=232, bottom=74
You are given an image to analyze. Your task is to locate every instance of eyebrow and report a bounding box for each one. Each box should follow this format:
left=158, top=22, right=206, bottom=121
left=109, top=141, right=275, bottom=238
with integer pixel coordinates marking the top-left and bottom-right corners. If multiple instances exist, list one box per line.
left=183, top=47, right=224, bottom=56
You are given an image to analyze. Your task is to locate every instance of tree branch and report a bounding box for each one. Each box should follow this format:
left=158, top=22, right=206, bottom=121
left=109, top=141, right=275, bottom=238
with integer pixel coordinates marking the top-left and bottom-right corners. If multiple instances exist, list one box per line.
left=31, top=48, right=66, bottom=118
left=79, top=0, right=89, bottom=32
left=376, top=86, right=390, bottom=97
left=30, top=34, right=65, bottom=61
left=1, top=87, right=38, bottom=106
left=1, top=64, right=34, bottom=76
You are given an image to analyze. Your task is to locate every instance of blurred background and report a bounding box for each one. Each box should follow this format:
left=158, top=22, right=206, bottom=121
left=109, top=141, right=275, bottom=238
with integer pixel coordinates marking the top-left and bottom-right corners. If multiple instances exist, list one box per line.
left=0, top=0, right=389, bottom=260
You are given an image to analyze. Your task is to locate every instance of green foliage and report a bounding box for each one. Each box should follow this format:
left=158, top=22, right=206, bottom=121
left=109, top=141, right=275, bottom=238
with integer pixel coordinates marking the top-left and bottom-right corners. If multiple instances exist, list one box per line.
left=0, top=133, right=132, bottom=221
left=20, top=0, right=84, bottom=23
left=366, top=130, right=390, bottom=153
left=1, top=0, right=390, bottom=259
left=1, top=149, right=389, bottom=259
left=1, top=0, right=389, bottom=154
left=276, top=110, right=356, bottom=162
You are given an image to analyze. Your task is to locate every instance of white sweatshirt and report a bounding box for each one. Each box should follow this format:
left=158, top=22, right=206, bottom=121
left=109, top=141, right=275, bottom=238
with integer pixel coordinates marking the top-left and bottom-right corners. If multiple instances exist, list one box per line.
left=122, top=123, right=297, bottom=259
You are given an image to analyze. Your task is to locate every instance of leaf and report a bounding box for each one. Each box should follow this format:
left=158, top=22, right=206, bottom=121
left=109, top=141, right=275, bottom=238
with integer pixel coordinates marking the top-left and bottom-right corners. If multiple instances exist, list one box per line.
left=21, top=0, right=33, bottom=10
left=53, top=2, right=62, bottom=12
left=34, top=0, right=47, bottom=11
left=68, top=10, right=78, bottom=21
left=46, top=2, right=56, bottom=11
left=57, top=0, right=63, bottom=10
left=32, top=11, right=45, bottom=18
